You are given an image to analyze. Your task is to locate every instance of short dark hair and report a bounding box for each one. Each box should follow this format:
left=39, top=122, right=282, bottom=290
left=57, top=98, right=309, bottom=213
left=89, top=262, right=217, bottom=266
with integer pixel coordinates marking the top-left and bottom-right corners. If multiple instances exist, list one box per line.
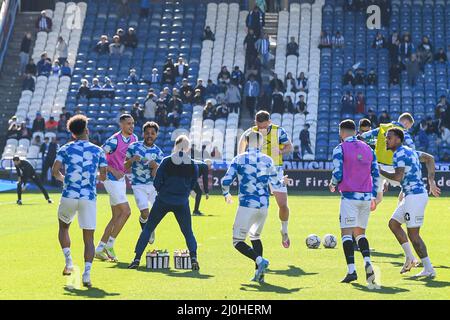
left=13, top=156, right=20, bottom=162
left=143, top=121, right=159, bottom=133
left=255, top=110, right=270, bottom=123
left=119, top=114, right=133, bottom=122
left=398, top=112, right=414, bottom=125
left=67, top=115, right=88, bottom=136
left=339, top=119, right=356, bottom=131
left=387, top=127, right=404, bottom=142
left=359, top=118, right=371, bottom=128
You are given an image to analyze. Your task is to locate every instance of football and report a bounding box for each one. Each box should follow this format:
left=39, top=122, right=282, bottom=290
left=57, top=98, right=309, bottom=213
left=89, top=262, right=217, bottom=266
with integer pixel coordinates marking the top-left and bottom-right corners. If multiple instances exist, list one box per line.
left=323, top=234, right=337, bottom=249
left=305, top=234, right=321, bottom=249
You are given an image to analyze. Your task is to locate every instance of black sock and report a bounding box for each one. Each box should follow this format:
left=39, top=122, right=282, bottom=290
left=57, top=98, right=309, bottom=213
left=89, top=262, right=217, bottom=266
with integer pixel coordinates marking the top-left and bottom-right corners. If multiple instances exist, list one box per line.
left=357, top=236, right=371, bottom=260
left=234, top=241, right=258, bottom=262
left=251, top=240, right=263, bottom=269
left=342, top=236, right=355, bottom=268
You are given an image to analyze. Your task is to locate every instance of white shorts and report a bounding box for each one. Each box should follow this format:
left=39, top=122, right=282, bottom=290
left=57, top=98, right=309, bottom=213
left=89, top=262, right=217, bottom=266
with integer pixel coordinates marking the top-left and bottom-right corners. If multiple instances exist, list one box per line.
left=58, top=197, right=96, bottom=230
left=391, top=193, right=428, bottom=228
left=103, top=179, right=128, bottom=206
left=339, top=198, right=371, bottom=229
left=233, top=206, right=268, bottom=241
left=269, top=166, right=287, bottom=193
left=378, top=164, right=401, bottom=193
left=132, top=184, right=156, bottom=211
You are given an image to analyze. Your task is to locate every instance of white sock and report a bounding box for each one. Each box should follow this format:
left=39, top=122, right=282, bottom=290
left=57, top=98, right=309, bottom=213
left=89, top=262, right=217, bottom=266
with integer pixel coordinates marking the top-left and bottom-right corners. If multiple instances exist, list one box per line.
left=62, top=247, right=73, bottom=267
left=347, top=263, right=356, bottom=274
left=96, top=241, right=106, bottom=252
left=363, top=256, right=371, bottom=264
left=421, top=257, right=433, bottom=271
left=401, top=242, right=415, bottom=260
left=255, top=256, right=263, bottom=265
left=105, top=237, right=115, bottom=249
left=281, top=221, right=288, bottom=234
left=84, top=262, right=92, bottom=276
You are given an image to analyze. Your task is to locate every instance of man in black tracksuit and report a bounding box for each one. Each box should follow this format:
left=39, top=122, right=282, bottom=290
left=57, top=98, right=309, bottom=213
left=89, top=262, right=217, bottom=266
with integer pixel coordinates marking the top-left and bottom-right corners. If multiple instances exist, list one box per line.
left=192, top=160, right=212, bottom=216
left=13, top=156, right=52, bottom=205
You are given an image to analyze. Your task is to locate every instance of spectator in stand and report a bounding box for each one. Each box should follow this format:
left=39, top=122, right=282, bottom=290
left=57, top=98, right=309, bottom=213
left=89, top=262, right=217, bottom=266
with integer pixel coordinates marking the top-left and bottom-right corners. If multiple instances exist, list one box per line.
left=341, top=91, right=354, bottom=115
left=342, top=69, right=355, bottom=86
left=56, top=36, right=68, bottom=65
left=144, top=93, right=157, bottom=121
left=45, top=116, right=58, bottom=133
left=318, top=30, right=332, bottom=49
left=246, top=6, right=264, bottom=38
left=155, top=105, right=169, bottom=126
left=51, top=61, right=61, bottom=77
left=19, top=122, right=31, bottom=139
left=194, top=79, right=206, bottom=99
left=215, top=101, right=229, bottom=119
left=95, top=35, right=110, bottom=54
left=116, top=28, right=125, bottom=43
left=399, top=33, right=414, bottom=62
left=286, top=37, right=299, bottom=57
left=425, top=116, right=439, bottom=136
left=417, top=120, right=429, bottom=152
left=89, top=78, right=102, bottom=99
left=125, top=68, right=139, bottom=84
left=167, top=108, right=180, bottom=128
left=109, top=35, right=124, bottom=56
left=436, top=95, right=450, bottom=120
left=57, top=114, right=67, bottom=133
left=203, top=101, right=216, bottom=120
left=354, top=68, right=365, bottom=85
left=192, top=89, right=205, bottom=106
left=7, top=120, right=20, bottom=139
left=37, top=53, right=51, bottom=77
left=244, top=29, right=258, bottom=66
left=295, top=95, right=308, bottom=115
left=205, top=79, right=219, bottom=99
left=36, top=10, right=52, bottom=32
left=60, top=61, right=71, bottom=77
left=118, top=0, right=131, bottom=18
left=225, top=82, right=241, bottom=113
left=147, top=68, right=160, bottom=85
left=217, top=66, right=231, bottom=84
left=22, top=74, right=35, bottom=92
left=300, top=124, right=313, bottom=157
left=255, top=33, right=270, bottom=68
left=406, top=53, right=420, bottom=86
left=284, top=72, right=296, bottom=93
left=389, top=61, right=403, bottom=85
left=31, top=135, right=42, bottom=147
left=167, top=91, right=183, bottom=114
left=440, top=127, right=450, bottom=144
left=435, top=48, right=447, bottom=63
left=175, top=57, right=189, bottom=80
left=366, top=69, right=377, bottom=85
left=77, top=79, right=91, bottom=99
left=292, top=145, right=301, bottom=161
left=389, top=31, right=400, bottom=63
left=201, top=26, right=215, bottom=41
left=180, top=78, right=194, bottom=103
left=231, top=66, right=244, bottom=87
left=25, top=58, right=37, bottom=76
left=101, top=77, right=115, bottom=99
left=123, top=27, right=138, bottom=48
left=355, top=92, right=365, bottom=114
left=417, top=36, right=433, bottom=69
left=441, top=151, right=450, bottom=162
left=378, top=110, right=391, bottom=124
left=160, top=87, right=171, bottom=104
left=218, top=74, right=230, bottom=94
left=162, top=67, right=175, bottom=85
left=131, top=102, right=144, bottom=126
left=19, top=33, right=32, bottom=76
left=32, top=112, right=45, bottom=133
left=271, top=88, right=284, bottom=114
left=269, top=73, right=285, bottom=93
left=285, top=95, right=295, bottom=113
left=296, top=72, right=308, bottom=93
left=332, top=31, right=345, bottom=48
left=163, top=58, right=175, bottom=75
left=372, top=31, right=386, bottom=49
left=140, top=0, right=150, bottom=18
left=244, top=74, right=260, bottom=118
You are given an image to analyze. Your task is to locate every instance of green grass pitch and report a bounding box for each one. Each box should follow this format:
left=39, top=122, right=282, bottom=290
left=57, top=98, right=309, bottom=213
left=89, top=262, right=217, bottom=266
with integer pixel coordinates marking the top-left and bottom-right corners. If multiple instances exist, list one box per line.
left=0, top=192, right=449, bottom=300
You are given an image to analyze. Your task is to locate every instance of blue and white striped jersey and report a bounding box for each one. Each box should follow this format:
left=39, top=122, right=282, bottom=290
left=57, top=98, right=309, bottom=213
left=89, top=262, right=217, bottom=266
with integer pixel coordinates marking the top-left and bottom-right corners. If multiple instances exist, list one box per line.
left=393, top=146, right=427, bottom=196
left=361, top=121, right=415, bottom=150
left=125, top=141, right=164, bottom=185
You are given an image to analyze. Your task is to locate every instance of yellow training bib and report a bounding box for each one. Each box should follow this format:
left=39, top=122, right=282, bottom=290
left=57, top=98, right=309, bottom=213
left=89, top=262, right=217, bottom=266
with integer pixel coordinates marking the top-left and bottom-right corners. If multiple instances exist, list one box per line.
left=252, top=124, right=284, bottom=166
left=376, top=123, right=403, bottom=165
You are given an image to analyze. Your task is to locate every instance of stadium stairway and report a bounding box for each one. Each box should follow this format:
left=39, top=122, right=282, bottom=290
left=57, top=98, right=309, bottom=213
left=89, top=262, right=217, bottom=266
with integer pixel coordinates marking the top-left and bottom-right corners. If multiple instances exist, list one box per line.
left=0, top=13, right=40, bottom=150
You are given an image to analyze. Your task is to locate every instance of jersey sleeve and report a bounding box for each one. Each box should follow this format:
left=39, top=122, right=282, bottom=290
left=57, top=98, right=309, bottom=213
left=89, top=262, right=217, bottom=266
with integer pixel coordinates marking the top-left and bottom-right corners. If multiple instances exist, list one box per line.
left=221, top=156, right=238, bottom=196
left=361, top=128, right=379, bottom=142
left=125, top=143, right=134, bottom=160
left=102, top=136, right=118, bottom=154
left=393, top=149, right=406, bottom=169
left=403, top=132, right=415, bottom=150
left=278, top=127, right=290, bottom=145
left=98, top=148, right=108, bottom=167
left=55, top=145, right=67, bottom=164
left=331, top=145, right=343, bottom=185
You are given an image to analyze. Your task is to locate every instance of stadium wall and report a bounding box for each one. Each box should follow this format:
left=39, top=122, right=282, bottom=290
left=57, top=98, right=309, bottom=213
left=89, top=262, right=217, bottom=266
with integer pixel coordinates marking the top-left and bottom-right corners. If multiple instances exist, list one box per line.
left=0, top=0, right=19, bottom=72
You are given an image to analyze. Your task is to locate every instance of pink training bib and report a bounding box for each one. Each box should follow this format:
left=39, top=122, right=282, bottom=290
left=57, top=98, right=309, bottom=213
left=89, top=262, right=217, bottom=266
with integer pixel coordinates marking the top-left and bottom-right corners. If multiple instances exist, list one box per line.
left=338, top=140, right=373, bottom=193
left=106, top=132, right=137, bottom=174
